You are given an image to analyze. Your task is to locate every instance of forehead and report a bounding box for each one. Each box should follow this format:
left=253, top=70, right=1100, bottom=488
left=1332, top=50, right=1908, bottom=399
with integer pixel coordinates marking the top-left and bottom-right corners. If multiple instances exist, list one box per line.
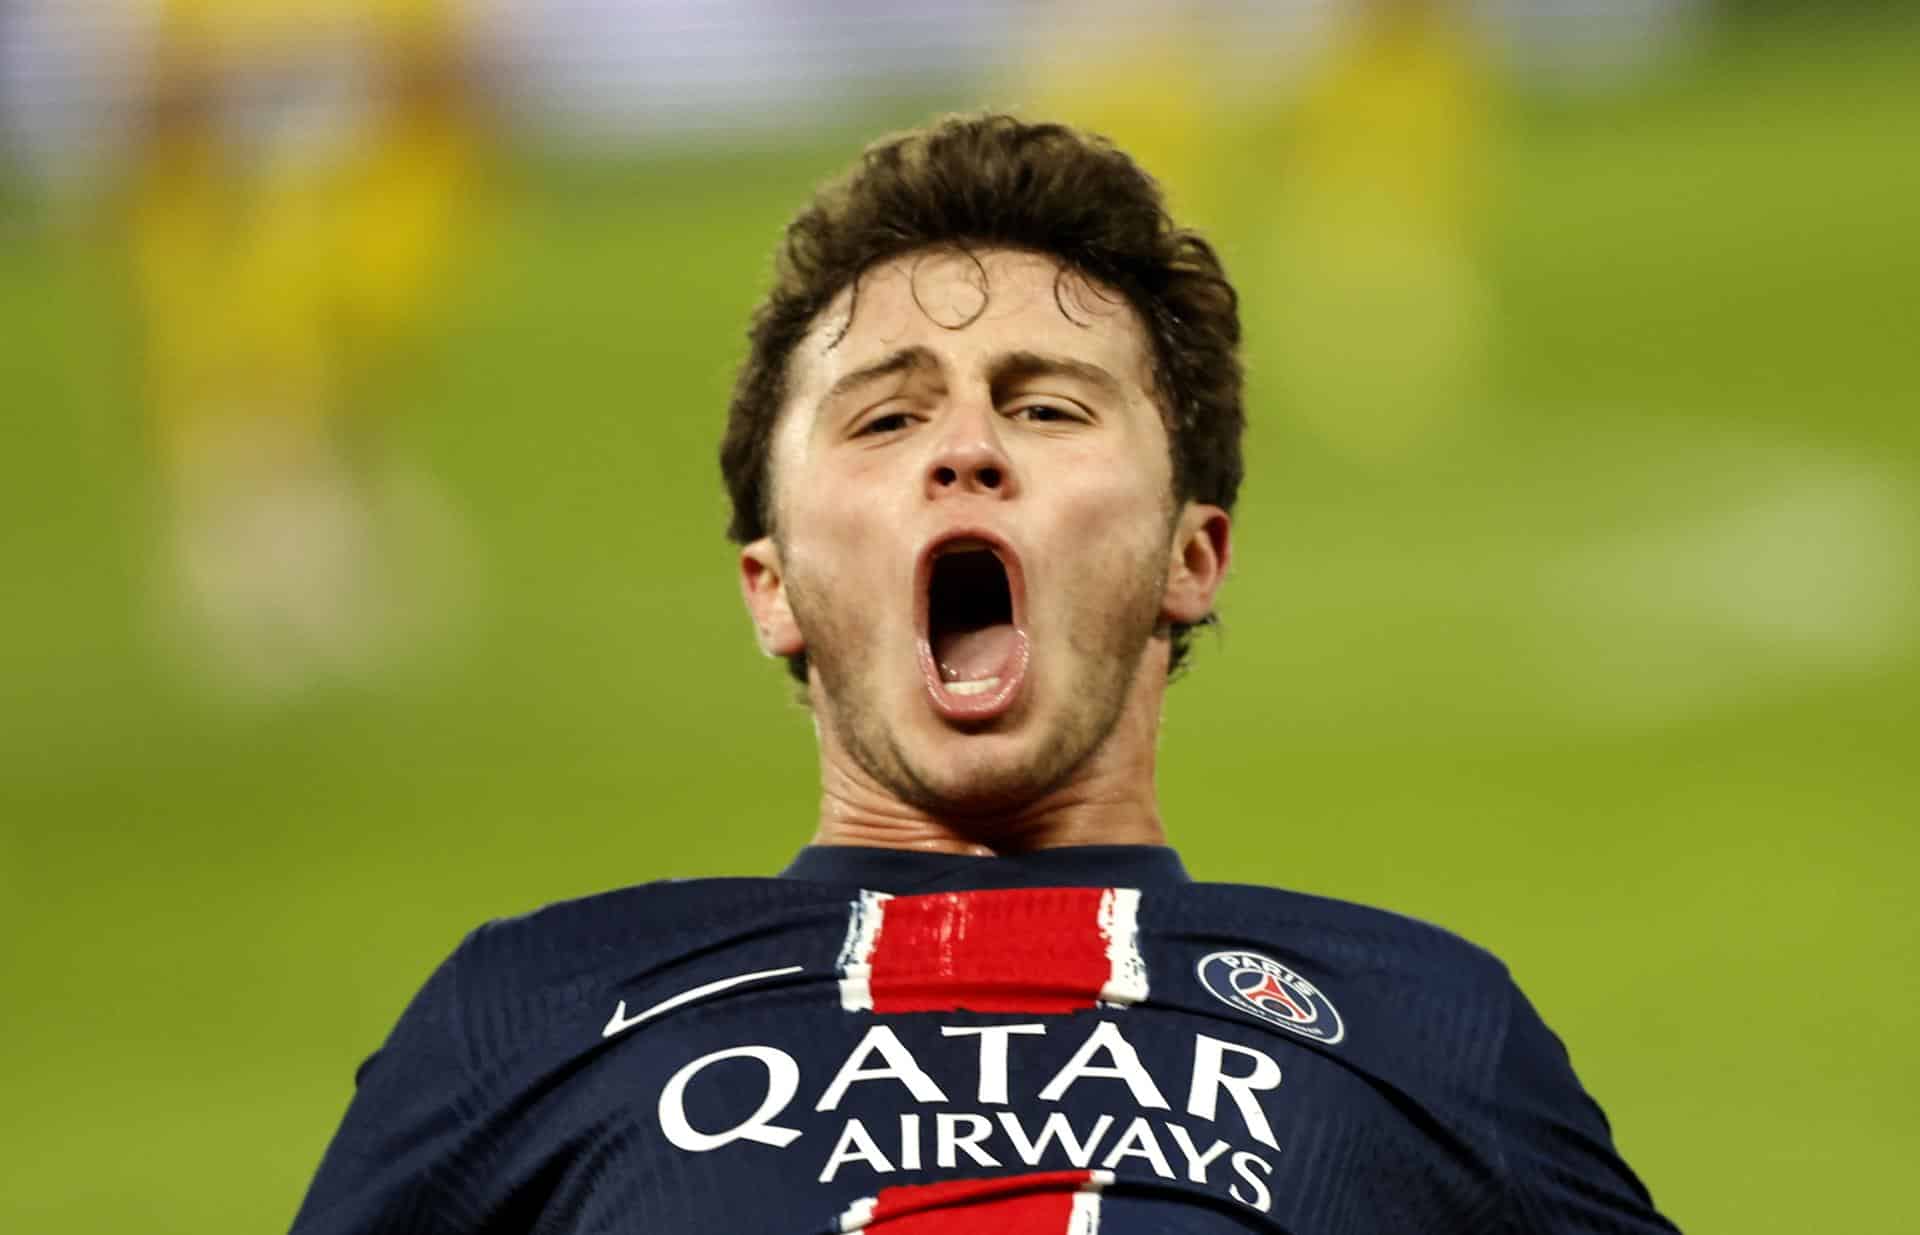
left=786, top=247, right=1158, bottom=402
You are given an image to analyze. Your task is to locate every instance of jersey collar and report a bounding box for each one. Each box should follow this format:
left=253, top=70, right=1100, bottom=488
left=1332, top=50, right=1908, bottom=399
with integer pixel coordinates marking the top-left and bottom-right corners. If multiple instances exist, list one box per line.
left=778, top=844, right=1190, bottom=893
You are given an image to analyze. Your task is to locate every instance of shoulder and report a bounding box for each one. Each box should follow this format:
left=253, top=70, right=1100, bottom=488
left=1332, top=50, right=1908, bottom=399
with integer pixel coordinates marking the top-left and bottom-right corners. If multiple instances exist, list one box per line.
left=464, top=877, right=831, bottom=966
left=1151, top=880, right=1522, bottom=1093
left=434, top=877, right=855, bottom=1060
left=1160, top=879, right=1514, bottom=987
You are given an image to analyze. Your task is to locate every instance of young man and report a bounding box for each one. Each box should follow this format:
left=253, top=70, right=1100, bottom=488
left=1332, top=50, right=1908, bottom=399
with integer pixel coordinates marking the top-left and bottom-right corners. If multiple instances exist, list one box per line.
left=291, top=115, right=1679, bottom=1233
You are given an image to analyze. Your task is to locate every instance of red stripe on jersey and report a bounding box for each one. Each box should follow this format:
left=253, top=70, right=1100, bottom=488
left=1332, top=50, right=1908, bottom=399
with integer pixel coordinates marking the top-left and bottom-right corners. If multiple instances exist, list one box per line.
left=841, top=887, right=1145, bottom=1015
left=840, top=1170, right=1108, bottom=1234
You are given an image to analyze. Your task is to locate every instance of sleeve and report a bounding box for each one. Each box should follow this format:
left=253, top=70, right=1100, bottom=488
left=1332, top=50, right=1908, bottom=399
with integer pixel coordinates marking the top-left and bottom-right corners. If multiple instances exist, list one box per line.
left=287, top=943, right=487, bottom=1235
left=1493, top=981, right=1683, bottom=1234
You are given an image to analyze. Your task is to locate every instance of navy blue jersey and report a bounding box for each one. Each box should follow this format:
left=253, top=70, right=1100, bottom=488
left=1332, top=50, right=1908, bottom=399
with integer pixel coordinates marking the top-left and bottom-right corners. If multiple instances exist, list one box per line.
left=290, top=846, right=1679, bottom=1234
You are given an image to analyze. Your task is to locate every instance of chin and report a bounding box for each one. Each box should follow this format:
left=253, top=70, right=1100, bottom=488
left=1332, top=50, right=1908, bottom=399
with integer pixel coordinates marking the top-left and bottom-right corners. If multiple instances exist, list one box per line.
left=894, top=716, right=1080, bottom=819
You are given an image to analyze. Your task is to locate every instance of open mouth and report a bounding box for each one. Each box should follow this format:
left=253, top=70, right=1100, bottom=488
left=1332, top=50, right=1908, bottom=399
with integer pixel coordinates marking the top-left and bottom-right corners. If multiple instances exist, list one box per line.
left=917, top=534, right=1029, bottom=721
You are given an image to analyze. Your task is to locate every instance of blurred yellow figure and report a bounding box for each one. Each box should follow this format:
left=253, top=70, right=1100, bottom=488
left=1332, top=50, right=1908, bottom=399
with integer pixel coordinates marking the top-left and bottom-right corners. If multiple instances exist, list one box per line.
left=1008, top=3, right=1232, bottom=228
left=1013, top=1, right=1487, bottom=458
left=126, top=0, right=483, bottom=693
left=1262, top=0, right=1491, bottom=457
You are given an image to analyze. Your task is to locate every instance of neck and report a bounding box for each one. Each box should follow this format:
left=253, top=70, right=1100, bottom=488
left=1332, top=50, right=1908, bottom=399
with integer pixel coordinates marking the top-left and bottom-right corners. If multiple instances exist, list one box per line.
left=809, top=782, right=1169, bottom=856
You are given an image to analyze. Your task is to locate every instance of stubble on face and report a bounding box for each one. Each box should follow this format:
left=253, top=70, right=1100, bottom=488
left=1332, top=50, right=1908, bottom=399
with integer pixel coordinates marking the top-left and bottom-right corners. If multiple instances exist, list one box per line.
left=767, top=247, right=1184, bottom=831
left=782, top=513, right=1174, bottom=822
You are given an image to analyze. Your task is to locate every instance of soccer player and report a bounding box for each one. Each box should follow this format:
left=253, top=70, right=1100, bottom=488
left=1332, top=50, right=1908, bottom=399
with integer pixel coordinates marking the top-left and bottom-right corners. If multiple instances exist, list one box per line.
left=290, top=115, right=1680, bottom=1233
left=126, top=0, right=482, bottom=694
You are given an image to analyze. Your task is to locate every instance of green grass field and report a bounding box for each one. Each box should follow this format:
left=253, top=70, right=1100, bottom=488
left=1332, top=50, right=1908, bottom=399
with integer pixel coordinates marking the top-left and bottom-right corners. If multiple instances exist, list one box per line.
left=1, top=18, right=1915, bottom=1232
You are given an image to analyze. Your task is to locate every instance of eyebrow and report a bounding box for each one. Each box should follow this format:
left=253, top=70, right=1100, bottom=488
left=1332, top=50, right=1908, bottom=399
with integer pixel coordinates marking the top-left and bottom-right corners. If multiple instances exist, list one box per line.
left=820, top=345, right=939, bottom=406
left=986, top=350, right=1127, bottom=400
left=819, top=346, right=1128, bottom=411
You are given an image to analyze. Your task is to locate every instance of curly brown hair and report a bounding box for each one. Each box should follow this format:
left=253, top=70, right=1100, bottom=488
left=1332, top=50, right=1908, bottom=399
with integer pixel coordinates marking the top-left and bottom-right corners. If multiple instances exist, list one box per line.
left=721, top=113, right=1244, bottom=682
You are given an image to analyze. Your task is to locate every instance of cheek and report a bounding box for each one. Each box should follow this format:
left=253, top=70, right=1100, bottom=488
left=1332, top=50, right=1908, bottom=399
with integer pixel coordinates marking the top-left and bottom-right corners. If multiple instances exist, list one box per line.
left=782, top=489, right=902, bottom=613
left=1044, top=480, right=1171, bottom=620
left=778, top=427, right=909, bottom=545
left=1049, top=418, right=1173, bottom=511
left=1052, top=452, right=1171, bottom=544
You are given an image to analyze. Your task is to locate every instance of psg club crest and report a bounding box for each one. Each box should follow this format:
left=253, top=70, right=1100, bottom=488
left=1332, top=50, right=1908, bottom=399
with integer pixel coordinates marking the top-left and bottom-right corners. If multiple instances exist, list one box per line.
left=1196, top=950, right=1345, bottom=1045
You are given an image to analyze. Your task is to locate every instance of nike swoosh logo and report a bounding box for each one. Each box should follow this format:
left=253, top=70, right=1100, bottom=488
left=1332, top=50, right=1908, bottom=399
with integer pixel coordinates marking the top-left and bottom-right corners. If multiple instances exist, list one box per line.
left=602, top=965, right=804, bottom=1039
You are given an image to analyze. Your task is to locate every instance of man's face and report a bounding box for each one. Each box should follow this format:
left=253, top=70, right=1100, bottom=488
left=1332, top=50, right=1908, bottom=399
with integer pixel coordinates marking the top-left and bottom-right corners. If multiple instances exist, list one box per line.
left=741, top=247, right=1226, bottom=819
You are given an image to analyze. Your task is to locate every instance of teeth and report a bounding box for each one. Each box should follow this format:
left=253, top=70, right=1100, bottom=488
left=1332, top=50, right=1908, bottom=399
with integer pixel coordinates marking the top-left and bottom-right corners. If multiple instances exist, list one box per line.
left=945, top=677, right=1000, bottom=697
left=934, top=538, right=992, bottom=558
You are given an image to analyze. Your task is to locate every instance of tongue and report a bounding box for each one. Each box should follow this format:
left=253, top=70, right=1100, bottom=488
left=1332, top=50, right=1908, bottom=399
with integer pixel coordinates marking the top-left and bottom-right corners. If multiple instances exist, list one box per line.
left=933, top=623, right=1016, bottom=682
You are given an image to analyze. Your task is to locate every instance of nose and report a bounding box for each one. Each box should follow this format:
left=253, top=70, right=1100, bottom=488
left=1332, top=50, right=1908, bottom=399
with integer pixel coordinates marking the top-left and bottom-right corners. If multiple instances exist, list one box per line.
left=926, top=406, right=1017, bottom=501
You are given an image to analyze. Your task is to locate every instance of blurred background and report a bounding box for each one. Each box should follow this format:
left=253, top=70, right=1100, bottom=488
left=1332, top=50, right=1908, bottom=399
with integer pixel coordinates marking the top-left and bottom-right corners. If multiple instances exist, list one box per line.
left=1, top=1, right=1914, bottom=1230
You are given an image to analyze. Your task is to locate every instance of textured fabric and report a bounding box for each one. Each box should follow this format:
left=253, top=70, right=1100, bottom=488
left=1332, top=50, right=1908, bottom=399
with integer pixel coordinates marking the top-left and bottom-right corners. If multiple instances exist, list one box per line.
left=290, top=845, right=1679, bottom=1233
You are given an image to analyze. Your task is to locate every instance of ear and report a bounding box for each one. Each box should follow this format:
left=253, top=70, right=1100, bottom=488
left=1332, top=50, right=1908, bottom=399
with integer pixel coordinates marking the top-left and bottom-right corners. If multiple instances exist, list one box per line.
left=739, top=537, right=806, bottom=657
left=1161, top=503, right=1231, bottom=626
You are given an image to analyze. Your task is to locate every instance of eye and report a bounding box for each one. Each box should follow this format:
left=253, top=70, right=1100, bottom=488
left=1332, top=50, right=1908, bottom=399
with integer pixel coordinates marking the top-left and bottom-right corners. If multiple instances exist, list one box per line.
left=1008, top=402, right=1086, bottom=425
left=856, top=410, right=917, bottom=436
